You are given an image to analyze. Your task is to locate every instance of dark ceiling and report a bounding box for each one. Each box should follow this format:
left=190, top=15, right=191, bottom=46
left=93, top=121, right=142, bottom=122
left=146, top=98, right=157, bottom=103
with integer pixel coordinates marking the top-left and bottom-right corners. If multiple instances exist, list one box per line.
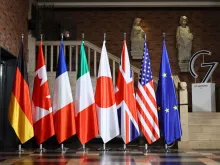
left=38, top=0, right=220, bottom=1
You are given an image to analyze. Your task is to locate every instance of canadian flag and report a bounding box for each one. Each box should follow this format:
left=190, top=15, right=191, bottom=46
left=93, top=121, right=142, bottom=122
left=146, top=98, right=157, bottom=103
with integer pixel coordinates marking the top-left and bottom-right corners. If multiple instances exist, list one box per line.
left=32, top=41, right=55, bottom=144
left=95, top=40, right=119, bottom=143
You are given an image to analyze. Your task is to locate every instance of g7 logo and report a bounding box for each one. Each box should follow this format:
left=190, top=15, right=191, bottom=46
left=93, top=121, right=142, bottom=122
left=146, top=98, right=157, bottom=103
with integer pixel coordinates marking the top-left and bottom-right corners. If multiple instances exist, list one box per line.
left=189, top=50, right=218, bottom=83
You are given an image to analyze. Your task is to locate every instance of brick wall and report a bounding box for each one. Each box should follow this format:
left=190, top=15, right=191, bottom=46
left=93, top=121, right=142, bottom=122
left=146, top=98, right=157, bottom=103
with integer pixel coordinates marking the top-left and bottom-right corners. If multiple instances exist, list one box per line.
left=0, top=0, right=29, bottom=56
left=40, top=7, right=220, bottom=110
left=40, top=8, right=220, bottom=83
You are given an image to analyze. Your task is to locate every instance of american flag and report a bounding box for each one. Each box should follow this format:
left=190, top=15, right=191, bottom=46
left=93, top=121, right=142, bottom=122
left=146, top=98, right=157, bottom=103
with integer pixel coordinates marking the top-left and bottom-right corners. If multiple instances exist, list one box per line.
left=135, top=39, right=160, bottom=144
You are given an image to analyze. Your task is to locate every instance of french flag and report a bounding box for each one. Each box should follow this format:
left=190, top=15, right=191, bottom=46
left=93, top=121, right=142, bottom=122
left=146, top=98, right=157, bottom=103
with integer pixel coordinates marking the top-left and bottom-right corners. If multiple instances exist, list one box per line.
left=115, top=40, right=140, bottom=144
left=53, top=41, right=76, bottom=143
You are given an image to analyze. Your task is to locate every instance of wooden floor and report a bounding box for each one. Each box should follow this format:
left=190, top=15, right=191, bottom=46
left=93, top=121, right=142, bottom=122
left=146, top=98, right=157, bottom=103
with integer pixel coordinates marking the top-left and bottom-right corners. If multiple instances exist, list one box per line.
left=1, top=145, right=220, bottom=165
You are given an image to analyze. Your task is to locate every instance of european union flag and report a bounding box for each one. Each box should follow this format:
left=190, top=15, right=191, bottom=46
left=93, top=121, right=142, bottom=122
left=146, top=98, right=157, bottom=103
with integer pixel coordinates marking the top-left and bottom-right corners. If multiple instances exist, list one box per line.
left=156, top=38, right=182, bottom=145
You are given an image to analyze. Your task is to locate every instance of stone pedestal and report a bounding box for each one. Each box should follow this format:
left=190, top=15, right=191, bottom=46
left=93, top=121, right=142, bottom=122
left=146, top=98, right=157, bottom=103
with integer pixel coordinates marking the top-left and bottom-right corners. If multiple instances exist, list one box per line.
left=130, top=51, right=143, bottom=59
left=179, top=62, right=189, bottom=72
left=178, top=82, right=189, bottom=149
left=179, top=82, right=188, bottom=141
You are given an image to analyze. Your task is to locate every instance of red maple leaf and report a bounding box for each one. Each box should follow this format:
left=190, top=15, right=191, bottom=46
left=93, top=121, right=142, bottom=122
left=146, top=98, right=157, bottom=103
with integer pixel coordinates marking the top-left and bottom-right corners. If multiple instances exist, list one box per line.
left=32, top=74, right=52, bottom=111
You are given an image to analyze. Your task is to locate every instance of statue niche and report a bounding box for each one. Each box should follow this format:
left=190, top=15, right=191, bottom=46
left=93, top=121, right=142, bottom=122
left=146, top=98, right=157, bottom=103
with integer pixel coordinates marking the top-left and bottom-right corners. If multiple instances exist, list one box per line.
left=130, top=18, right=145, bottom=59
left=176, top=16, right=193, bottom=72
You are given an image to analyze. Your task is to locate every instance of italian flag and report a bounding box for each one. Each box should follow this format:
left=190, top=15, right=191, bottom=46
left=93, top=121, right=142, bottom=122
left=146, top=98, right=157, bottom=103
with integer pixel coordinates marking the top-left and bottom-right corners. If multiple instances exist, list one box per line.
left=75, top=41, right=99, bottom=144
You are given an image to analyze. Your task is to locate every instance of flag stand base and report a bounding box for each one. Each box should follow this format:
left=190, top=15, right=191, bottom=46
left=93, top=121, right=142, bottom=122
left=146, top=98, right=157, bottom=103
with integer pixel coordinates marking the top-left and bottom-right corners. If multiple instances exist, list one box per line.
left=164, top=144, right=170, bottom=153
left=17, top=144, right=24, bottom=153
left=164, top=142, right=175, bottom=153
left=144, top=144, right=151, bottom=154
left=97, top=143, right=111, bottom=152
left=77, top=144, right=89, bottom=153
left=36, top=144, right=46, bottom=153
left=55, top=144, right=69, bottom=153
left=117, top=144, right=129, bottom=152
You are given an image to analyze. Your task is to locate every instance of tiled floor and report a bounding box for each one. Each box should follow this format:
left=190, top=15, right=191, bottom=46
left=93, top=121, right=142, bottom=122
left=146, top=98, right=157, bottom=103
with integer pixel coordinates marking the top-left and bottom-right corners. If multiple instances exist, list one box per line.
left=1, top=146, right=220, bottom=165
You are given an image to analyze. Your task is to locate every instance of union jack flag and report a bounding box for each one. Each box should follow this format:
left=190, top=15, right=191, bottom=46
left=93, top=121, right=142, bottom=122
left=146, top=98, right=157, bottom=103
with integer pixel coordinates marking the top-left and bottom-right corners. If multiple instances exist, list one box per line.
left=135, top=39, right=160, bottom=144
left=115, top=40, right=140, bottom=144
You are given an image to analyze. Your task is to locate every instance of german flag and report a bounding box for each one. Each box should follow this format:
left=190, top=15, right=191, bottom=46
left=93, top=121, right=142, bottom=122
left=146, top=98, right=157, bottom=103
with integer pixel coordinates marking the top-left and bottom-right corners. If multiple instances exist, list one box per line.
left=8, top=39, right=34, bottom=144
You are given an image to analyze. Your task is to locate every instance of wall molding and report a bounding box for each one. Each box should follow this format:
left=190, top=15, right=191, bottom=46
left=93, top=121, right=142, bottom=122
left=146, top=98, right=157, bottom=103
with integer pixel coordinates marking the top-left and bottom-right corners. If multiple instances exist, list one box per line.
left=38, top=1, right=220, bottom=8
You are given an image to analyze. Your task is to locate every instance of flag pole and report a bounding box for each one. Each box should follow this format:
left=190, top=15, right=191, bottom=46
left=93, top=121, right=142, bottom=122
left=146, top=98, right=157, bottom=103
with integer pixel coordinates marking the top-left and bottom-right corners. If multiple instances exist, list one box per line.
left=163, top=32, right=171, bottom=153
left=77, top=143, right=87, bottom=153
left=22, top=34, right=24, bottom=42
left=97, top=33, right=110, bottom=152
left=60, top=33, right=65, bottom=153
left=104, top=32, right=106, bottom=42
left=59, top=143, right=69, bottom=153
left=39, top=144, right=46, bottom=153
left=163, top=32, right=169, bottom=153
left=81, top=33, right=86, bottom=152
left=82, top=33, right=84, bottom=41
left=163, top=32, right=166, bottom=40
left=40, top=34, right=43, bottom=42
left=61, top=33, right=64, bottom=41
left=54, top=33, right=70, bottom=153
left=17, top=34, right=25, bottom=153
left=117, top=32, right=130, bottom=153
left=76, top=33, right=93, bottom=153
left=143, top=33, right=150, bottom=154
left=165, top=143, right=168, bottom=153
left=123, top=144, right=129, bottom=152
left=117, top=143, right=129, bottom=152
left=37, top=34, right=46, bottom=154
left=98, top=139, right=110, bottom=151
left=82, top=144, right=86, bottom=152
left=144, top=144, right=149, bottom=154
left=103, top=143, right=106, bottom=150
left=18, top=144, right=24, bottom=153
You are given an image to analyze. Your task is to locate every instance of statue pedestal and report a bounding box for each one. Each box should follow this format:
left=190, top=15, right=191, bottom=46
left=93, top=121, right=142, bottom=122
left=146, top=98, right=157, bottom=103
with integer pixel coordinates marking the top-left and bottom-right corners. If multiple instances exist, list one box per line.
left=192, top=83, right=216, bottom=112
left=179, top=62, right=189, bottom=72
left=131, top=51, right=143, bottom=59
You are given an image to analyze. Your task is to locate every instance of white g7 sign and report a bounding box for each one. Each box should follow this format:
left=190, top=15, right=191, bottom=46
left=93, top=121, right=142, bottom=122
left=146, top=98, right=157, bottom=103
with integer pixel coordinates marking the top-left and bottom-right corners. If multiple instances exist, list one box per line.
left=189, top=50, right=218, bottom=83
